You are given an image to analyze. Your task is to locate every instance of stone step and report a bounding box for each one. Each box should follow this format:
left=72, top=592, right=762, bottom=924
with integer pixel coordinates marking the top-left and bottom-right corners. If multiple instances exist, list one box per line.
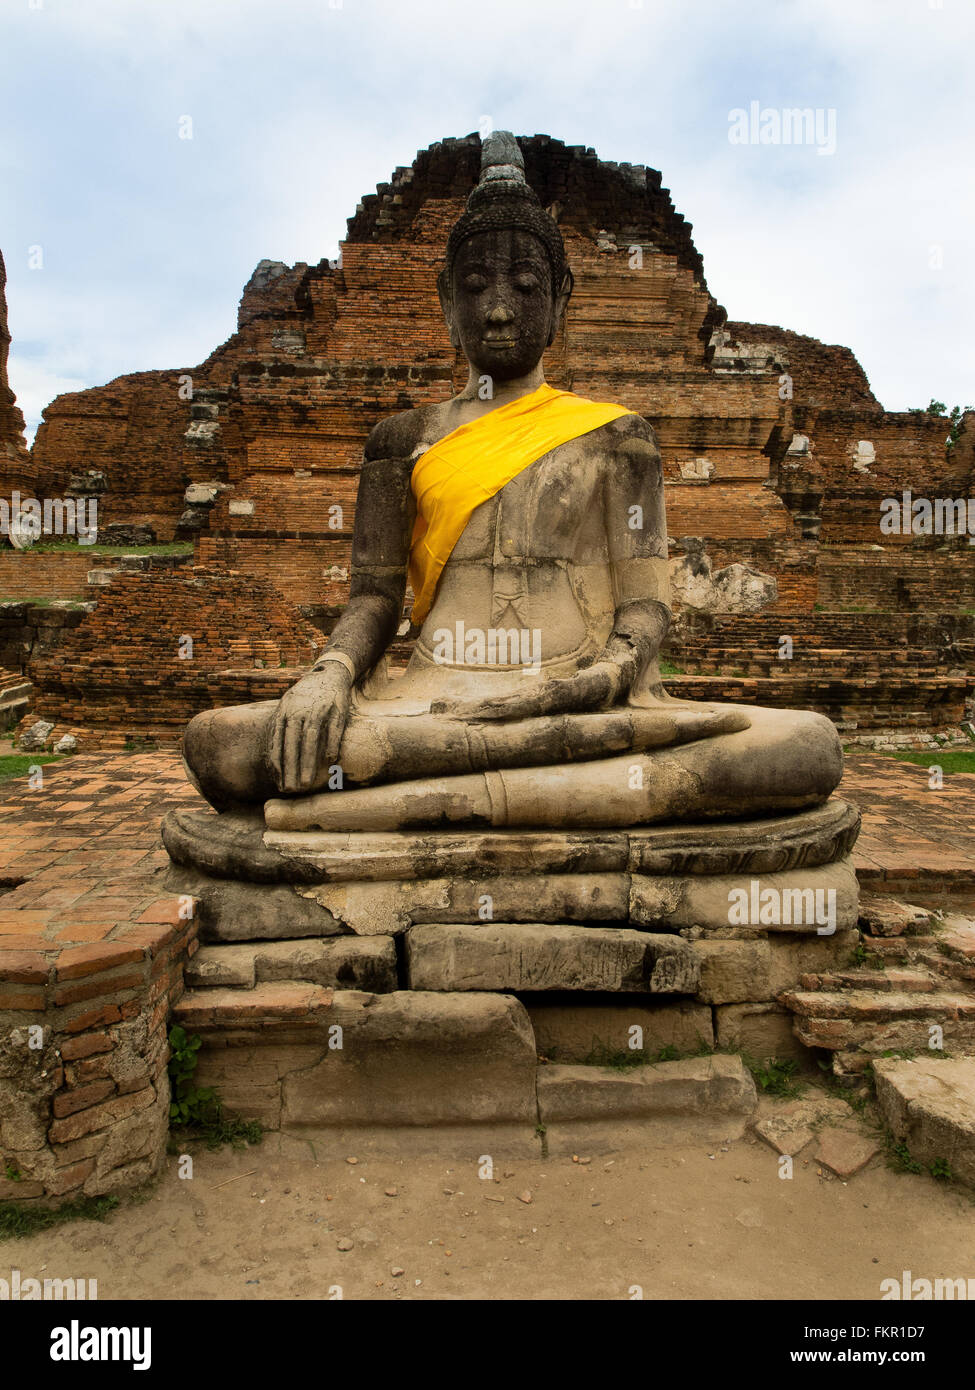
left=174, top=985, right=539, bottom=1129
left=865, top=935, right=942, bottom=962
left=185, top=937, right=397, bottom=993
left=537, top=1055, right=756, bottom=1126
left=782, top=987, right=975, bottom=1054
left=784, top=987, right=975, bottom=1022
left=917, top=950, right=975, bottom=985
left=858, top=897, right=937, bottom=938
left=939, top=918, right=975, bottom=963
left=796, top=968, right=938, bottom=994
left=405, top=923, right=700, bottom=995
left=874, top=1057, right=975, bottom=1187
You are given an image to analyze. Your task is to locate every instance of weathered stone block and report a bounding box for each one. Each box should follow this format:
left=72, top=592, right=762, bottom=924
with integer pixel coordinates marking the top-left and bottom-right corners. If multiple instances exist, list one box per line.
left=405, top=923, right=699, bottom=994
left=694, top=939, right=771, bottom=1004
left=528, top=998, right=713, bottom=1062
left=254, top=937, right=397, bottom=993
left=768, top=928, right=859, bottom=995
left=301, top=874, right=630, bottom=936
left=537, top=1055, right=757, bottom=1123
left=715, top=1002, right=808, bottom=1062
left=873, top=1057, right=975, bottom=1187
left=631, top=858, right=858, bottom=933
left=278, top=991, right=537, bottom=1127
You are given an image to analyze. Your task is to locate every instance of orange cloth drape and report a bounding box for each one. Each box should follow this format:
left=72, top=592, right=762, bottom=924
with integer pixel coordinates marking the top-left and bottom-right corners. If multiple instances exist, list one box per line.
left=409, top=382, right=635, bottom=624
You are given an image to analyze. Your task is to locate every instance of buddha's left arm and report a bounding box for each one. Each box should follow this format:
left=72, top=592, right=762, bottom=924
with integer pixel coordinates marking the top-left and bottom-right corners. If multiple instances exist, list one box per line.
left=597, top=416, right=671, bottom=687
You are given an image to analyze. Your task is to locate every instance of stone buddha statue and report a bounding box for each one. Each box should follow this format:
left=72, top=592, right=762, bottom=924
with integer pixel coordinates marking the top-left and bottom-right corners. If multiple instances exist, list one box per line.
left=181, top=132, right=842, bottom=835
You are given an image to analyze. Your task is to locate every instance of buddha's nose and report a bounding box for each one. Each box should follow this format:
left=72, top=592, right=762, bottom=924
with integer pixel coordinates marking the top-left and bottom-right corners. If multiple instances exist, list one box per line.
left=486, top=301, right=515, bottom=324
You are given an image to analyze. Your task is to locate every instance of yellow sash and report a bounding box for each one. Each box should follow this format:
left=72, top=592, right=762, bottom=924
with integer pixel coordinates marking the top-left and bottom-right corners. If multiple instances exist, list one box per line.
left=409, top=383, right=635, bottom=624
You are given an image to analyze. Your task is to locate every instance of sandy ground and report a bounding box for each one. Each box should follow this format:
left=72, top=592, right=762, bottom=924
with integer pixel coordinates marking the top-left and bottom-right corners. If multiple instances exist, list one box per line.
left=5, top=1108, right=973, bottom=1302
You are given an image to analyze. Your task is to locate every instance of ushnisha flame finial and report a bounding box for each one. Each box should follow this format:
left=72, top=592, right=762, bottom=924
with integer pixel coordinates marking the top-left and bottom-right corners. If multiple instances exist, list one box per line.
left=441, top=131, right=569, bottom=294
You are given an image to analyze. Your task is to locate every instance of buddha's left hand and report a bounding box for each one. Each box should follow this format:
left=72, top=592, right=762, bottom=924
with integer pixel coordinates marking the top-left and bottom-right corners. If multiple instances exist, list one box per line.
left=433, top=657, right=630, bottom=722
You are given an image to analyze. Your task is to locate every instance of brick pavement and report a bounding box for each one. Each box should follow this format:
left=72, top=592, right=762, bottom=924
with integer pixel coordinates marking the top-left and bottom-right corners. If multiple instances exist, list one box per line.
left=0, top=749, right=971, bottom=952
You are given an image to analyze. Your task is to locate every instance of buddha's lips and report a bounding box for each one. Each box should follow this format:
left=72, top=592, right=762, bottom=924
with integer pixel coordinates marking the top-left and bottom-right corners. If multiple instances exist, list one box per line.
left=482, top=335, right=516, bottom=345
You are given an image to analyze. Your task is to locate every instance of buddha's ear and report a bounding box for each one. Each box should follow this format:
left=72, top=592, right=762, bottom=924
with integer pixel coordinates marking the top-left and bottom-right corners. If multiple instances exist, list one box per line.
left=437, top=269, right=461, bottom=349
left=548, top=268, right=573, bottom=344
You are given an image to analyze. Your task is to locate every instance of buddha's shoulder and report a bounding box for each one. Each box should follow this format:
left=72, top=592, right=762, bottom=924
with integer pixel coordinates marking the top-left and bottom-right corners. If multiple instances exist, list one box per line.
left=364, top=404, right=448, bottom=462
left=593, top=410, right=658, bottom=448
left=582, top=410, right=662, bottom=472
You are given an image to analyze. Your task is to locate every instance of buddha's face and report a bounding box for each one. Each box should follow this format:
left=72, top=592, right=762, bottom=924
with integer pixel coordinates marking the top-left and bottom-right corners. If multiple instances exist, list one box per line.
left=441, top=228, right=570, bottom=381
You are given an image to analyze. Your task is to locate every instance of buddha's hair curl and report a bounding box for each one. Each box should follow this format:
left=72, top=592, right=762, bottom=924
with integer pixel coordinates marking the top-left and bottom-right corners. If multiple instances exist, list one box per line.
left=441, top=171, right=569, bottom=297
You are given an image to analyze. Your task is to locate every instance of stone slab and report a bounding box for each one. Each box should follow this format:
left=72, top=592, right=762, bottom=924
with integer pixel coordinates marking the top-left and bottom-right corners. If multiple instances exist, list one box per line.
left=186, top=937, right=398, bottom=993
left=162, top=799, right=860, bottom=885
left=873, top=1057, right=975, bottom=1187
left=164, top=866, right=348, bottom=941
left=813, top=1126, right=881, bottom=1178
left=631, top=859, right=859, bottom=934
left=527, top=999, right=714, bottom=1063
left=405, top=923, right=699, bottom=994
left=692, top=929, right=859, bottom=1004
left=715, top=1002, right=809, bottom=1063
left=177, top=987, right=538, bottom=1128
left=537, top=1055, right=757, bottom=1124
left=173, top=858, right=860, bottom=940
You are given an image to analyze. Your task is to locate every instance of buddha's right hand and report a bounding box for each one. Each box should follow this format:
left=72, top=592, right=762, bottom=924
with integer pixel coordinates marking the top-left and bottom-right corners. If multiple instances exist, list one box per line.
left=268, top=665, right=353, bottom=794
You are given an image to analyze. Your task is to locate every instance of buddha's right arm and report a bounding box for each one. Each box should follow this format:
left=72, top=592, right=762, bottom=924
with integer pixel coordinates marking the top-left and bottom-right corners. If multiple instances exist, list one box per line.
left=314, top=444, right=416, bottom=681
left=268, top=436, right=416, bottom=791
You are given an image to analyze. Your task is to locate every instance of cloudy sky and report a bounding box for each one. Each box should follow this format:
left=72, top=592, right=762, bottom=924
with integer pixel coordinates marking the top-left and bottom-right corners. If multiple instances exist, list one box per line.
left=2, top=0, right=972, bottom=440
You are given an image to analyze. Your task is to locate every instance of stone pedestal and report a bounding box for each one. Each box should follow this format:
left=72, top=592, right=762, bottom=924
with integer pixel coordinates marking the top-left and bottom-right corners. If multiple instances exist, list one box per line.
left=160, top=800, right=861, bottom=1139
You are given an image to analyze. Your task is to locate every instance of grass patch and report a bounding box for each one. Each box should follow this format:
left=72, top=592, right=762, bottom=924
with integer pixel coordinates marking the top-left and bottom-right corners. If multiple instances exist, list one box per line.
left=0, top=753, right=61, bottom=782
left=29, top=541, right=193, bottom=557
left=167, top=1026, right=262, bottom=1153
left=891, top=750, right=975, bottom=775
left=886, top=1137, right=925, bottom=1174
left=0, top=1194, right=118, bottom=1240
left=123, top=737, right=158, bottom=753
left=658, top=660, right=685, bottom=676
left=852, top=942, right=886, bottom=969
left=745, top=1055, right=804, bottom=1099
left=168, top=1113, right=263, bottom=1153
left=9, top=597, right=88, bottom=609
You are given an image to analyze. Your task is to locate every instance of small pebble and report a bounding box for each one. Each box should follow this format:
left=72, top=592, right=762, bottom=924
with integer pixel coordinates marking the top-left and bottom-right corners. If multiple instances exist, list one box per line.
left=336, top=1238, right=353, bottom=1251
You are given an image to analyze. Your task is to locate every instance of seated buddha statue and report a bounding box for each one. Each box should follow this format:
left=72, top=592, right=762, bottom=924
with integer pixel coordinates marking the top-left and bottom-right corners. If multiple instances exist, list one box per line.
left=182, top=132, right=842, bottom=833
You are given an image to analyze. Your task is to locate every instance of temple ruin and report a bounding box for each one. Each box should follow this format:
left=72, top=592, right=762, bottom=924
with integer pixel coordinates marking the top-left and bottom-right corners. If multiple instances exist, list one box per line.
left=3, top=134, right=972, bottom=752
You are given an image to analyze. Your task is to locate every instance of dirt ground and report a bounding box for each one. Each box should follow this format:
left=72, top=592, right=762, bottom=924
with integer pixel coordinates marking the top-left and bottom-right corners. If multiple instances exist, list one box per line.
left=5, top=1103, right=973, bottom=1301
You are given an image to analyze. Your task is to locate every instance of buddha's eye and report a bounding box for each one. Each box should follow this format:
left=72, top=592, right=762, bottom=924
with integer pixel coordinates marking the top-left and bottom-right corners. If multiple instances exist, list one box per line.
left=461, top=274, right=489, bottom=293
left=514, top=274, right=540, bottom=291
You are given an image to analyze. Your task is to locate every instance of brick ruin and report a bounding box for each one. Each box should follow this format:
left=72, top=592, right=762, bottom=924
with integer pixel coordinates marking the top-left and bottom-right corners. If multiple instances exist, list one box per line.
left=0, top=250, right=32, bottom=496
left=6, top=133, right=975, bottom=745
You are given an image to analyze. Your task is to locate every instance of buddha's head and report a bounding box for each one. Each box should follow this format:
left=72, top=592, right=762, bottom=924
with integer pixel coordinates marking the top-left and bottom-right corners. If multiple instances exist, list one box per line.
left=438, top=132, right=574, bottom=382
